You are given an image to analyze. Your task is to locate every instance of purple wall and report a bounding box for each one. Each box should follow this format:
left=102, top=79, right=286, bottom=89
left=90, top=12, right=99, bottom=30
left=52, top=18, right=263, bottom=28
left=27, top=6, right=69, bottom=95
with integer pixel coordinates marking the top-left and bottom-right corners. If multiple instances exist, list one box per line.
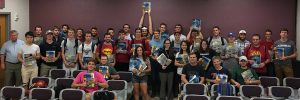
left=30, top=0, right=296, bottom=41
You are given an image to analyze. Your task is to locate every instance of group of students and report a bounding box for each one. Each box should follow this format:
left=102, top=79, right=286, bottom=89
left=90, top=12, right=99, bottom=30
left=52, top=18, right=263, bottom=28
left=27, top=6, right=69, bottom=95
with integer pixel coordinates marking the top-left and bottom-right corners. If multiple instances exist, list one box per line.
left=0, top=19, right=297, bottom=100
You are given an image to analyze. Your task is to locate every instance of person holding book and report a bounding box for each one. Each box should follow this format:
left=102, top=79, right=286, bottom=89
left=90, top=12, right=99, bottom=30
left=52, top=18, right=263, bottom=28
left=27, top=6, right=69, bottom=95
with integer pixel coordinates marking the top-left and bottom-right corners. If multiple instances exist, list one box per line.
left=169, top=24, right=186, bottom=42
left=232, top=56, right=260, bottom=88
left=205, top=56, right=238, bottom=85
left=170, top=32, right=182, bottom=53
left=234, top=30, right=251, bottom=55
left=157, top=39, right=176, bottom=100
left=260, top=29, right=275, bottom=76
left=197, top=40, right=216, bottom=72
left=78, top=32, right=98, bottom=69
left=220, top=32, right=241, bottom=74
left=61, top=29, right=79, bottom=76
left=187, top=27, right=203, bottom=46
left=181, top=52, right=205, bottom=84
left=138, top=8, right=153, bottom=39
left=114, top=30, right=131, bottom=71
left=207, top=26, right=227, bottom=55
left=1, top=30, right=24, bottom=86
left=174, top=41, right=190, bottom=96
left=17, top=31, right=41, bottom=88
left=129, top=28, right=151, bottom=56
left=244, top=34, right=270, bottom=76
left=72, top=59, right=108, bottom=100
left=39, top=30, right=61, bottom=77
left=129, top=46, right=151, bottom=100
left=96, top=33, right=116, bottom=67
left=97, top=55, right=120, bottom=80
left=273, top=28, right=297, bottom=83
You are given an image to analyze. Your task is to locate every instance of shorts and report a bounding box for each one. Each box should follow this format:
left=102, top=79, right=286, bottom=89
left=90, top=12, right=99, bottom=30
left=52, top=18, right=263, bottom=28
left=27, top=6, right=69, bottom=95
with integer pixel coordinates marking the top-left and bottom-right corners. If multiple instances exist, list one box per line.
left=132, top=75, right=148, bottom=83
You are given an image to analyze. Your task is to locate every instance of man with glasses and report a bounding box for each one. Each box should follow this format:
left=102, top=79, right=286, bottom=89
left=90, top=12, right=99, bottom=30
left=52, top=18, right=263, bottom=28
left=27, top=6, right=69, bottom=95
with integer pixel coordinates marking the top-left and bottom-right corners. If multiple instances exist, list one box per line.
left=244, top=34, right=270, bottom=76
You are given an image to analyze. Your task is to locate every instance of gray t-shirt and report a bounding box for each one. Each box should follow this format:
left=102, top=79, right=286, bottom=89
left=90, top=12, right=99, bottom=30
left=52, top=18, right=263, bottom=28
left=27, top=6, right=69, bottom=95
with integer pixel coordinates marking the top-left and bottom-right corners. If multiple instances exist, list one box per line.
left=221, top=44, right=240, bottom=73
left=61, top=38, right=77, bottom=62
left=274, top=39, right=297, bottom=65
left=207, top=36, right=227, bottom=54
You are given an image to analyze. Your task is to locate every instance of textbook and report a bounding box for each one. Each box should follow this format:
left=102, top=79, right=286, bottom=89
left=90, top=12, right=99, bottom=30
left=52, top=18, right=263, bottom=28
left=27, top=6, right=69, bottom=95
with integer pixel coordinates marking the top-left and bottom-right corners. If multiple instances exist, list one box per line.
left=191, top=19, right=201, bottom=30
left=202, top=56, right=211, bottom=70
left=189, top=75, right=200, bottom=83
left=117, top=42, right=126, bottom=51
left=241, top=69, right=255, bottom=80
left=46, top=51, right=55, bottom=62
left=129, top=58, right=147, bottom=76
left=216, top=74, right=228, bottom=84
left=23, top=53, right=34, bottom=66
left=143, top=2, right=151, bottom=13
left=157, top=53, right=172, bottom=66
left=151, top=46, right=160, bottom=56
left=275, top=47, right=284, bottom=60
left=251, top=55, right=261, bottom=68
left=176, top=54, right=189, bottom=65
left=97, top=65, right=109, bottom=79
left=107, top=54, right=115, bottom=63
left=84, top=73, right=95, bottom=87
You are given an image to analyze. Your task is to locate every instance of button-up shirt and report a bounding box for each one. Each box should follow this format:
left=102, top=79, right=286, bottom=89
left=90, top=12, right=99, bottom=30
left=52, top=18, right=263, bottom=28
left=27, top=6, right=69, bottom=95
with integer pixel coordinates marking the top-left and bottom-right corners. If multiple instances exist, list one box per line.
left=0, top=39, right=24, bottom=63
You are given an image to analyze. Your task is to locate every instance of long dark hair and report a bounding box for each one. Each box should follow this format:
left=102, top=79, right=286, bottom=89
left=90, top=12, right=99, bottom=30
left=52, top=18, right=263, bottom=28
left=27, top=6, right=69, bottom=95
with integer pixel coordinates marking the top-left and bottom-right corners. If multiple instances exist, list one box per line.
left=199, top=40, right=210, bottom=53
left=179, top=40, right=190, bottom=54
left=162, top=39, right=175, bottom=58
left=133, top=46, right=147, bottom=61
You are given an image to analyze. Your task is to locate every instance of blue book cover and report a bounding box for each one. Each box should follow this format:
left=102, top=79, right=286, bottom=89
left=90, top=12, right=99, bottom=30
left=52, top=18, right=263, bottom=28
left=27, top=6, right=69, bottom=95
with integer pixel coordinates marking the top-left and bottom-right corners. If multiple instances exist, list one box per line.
left=216, top=74, right=228, bottom=84
left=84, top=73, right=95, bottom=87
left=251, top=55, right=261, bottom=68
left=276, top=47, right=284, bottom=59
left=117, top=42, right=126, bottom=50
left=143, top=2, right=151, bottom=12
left=189, top=75, right=200, bottom=83
left=192, top=19, right=201, bottom=30
left=46, top=51, right=55, bottom=62
left=161, top=32, right=169, bottom=40
left=132, top=43, right=143, bottom=49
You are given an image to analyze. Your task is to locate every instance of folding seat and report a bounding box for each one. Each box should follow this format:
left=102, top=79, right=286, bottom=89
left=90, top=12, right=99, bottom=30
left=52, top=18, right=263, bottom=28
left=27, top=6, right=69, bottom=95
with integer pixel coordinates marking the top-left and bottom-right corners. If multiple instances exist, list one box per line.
left=240, top=85, right=264, bottom=99
left=59, top=88, right=85, bottom=100
left=0, top=86, right=25, bottom=100
left=216, top=96, right=243, bottom=100
left=283, top=77, right=300, bottom=99
left=72, top=70, right=84, bottom=78
left=29, top=88, right=55, bottom=100
left=210, top=84, right=236, bottom=96
left=91, top=90, right=117, bottom=100
left=269, top=86, right=294, bottom=99
left=183, top=83, right=206, bottom=95
left=53, top=78, right=74, bottom=98
left=117, top=71, right=133, bottom=94
left=250, top=97, right=275, bottom=100
left=259, top=76, right=279, bottom=96
left=49, top=69, right=67, bottom=79
left=183, top=94, right=209, bottom=100
left=107, top=80, right=127, bottom=100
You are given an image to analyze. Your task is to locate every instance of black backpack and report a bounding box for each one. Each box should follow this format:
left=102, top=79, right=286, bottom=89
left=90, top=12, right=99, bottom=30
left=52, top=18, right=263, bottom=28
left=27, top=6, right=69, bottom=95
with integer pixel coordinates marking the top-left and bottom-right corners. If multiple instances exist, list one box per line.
left=63, top=38, right=79, bottom=53
left=208, top=36, right=225, bottom=46
left=81, top=42, right=97, bottom=53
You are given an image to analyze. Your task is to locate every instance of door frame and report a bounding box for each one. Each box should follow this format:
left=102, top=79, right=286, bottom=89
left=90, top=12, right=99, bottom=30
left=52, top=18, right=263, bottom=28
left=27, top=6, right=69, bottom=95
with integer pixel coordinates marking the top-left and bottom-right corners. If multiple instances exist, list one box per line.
left=0, top=12, right=11, bottom=41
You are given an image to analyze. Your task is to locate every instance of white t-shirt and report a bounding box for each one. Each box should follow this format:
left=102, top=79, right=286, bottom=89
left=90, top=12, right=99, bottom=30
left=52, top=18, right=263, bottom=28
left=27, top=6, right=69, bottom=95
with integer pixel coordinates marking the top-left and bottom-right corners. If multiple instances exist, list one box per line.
left=77, top=42, right=97, bottom=58
left=18, top=44, right=40, bottom=68
left=169, top=34, right=186, bottom=42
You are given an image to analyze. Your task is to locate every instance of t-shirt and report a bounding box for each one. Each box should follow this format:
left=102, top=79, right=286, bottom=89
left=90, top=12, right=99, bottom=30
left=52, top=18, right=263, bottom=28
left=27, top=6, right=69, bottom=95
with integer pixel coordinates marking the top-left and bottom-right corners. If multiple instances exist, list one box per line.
left=158, top=49, right=176, bottom=73
left=244, top=45, right=270, bottom=74
left=73, top=71, right=107, bottom=93
left=234, top=39, right=251, bottom=55
left=182, top=63, right=205, bottom=83
left=206, top=67, right=232, bottom=84
left=274, top=40, right=297, bottom=65
left=115, top=39, right=130, bottom=63
left=232, top=67, right=259, bottom=85
left=18, top=44, right=40, bottom=68
left=95, top=64, right=118, bottom=80
left=169, top=34, right=186, bottom=42
left=221, top=44, right=240, bottom=73
left=78, top=42, right=97, bottom=66
left=39, top=41, right=61, bottom=66
left=207, top=36, right=227, bottom=54
left=61, top=38, right=77, bottom=63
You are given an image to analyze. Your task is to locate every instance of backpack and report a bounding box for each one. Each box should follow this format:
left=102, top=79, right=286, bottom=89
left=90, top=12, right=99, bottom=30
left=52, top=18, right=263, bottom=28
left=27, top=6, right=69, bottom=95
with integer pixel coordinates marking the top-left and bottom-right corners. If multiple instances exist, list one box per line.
left=63, top=38, right=79, bottom=53
left=93, top=91, right=115, bottom=100
left=208, top=36, right=225, bottom=46
left=81, top=42, right=97, bottom=53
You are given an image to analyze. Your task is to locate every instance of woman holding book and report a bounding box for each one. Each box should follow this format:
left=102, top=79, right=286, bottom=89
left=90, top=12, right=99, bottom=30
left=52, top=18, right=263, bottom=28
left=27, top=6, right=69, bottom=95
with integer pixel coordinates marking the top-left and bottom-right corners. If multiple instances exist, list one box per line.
left=197, top=40, right=216, bottom=71
left=174, top=41, right=190, bottom=96
left=157, top=39, right=176, bottom=100
left=72, top=59, right=108, bottom=100
left=129, top=46, right=151, bottom=100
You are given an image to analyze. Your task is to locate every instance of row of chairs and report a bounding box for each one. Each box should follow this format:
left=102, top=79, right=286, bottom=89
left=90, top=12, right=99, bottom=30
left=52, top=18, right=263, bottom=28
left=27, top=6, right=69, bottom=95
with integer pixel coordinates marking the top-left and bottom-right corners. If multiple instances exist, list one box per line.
left=182, top=83, right=296, bottom=99
left=182, top=95, right=276, bottom=100
left=0, top=86, right=117, bottom=100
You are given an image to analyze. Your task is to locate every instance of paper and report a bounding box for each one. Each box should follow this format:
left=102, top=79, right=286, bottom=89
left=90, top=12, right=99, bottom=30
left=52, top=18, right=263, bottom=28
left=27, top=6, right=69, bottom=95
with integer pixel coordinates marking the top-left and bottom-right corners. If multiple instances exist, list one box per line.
left=129, top=58, right=147, bottom=76
left=202, top=56, right=211, bottom=70
left=241, top=69, right=255, bottom=80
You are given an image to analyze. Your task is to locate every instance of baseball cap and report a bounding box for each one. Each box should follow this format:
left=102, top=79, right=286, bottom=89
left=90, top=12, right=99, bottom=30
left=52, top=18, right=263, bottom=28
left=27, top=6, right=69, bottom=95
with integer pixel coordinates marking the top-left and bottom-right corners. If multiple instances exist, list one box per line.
left=239, top=56, right=248, bottom=61
left=227, top=32, right=235, bottom=37
left=239, top=30, right=246, bottom=34
left=46, top=30, right=53, bottom=35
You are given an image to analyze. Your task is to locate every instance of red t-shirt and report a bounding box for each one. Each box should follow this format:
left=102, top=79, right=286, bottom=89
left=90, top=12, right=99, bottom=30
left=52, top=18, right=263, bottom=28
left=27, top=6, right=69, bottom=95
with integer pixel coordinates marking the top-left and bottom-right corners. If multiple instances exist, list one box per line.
left=129, top=39, right=151, bottom=56
left=260, top=40, right=274, bottom=50
left=97, top=42, right=114, bottom=56
left=244, top=45, right=270, bottom=74
left=114, top=39, right=131, bottom=63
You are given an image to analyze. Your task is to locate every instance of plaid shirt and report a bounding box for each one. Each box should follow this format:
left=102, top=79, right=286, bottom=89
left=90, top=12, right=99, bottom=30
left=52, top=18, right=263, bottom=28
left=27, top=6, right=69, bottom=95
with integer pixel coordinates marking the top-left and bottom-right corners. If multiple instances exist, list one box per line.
left=234, top=39, right=250, bottom=55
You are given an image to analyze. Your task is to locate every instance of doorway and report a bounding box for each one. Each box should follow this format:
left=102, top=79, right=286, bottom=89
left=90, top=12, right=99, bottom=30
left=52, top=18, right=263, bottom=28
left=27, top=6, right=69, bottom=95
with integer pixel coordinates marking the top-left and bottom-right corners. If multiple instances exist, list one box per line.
left=0, top=13, right=10, bottom=88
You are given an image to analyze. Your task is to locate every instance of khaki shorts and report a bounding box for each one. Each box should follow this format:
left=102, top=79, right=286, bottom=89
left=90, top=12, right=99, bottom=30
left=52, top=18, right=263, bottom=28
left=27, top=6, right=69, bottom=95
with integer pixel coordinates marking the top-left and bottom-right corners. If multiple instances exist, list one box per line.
left=21, top=66, right=38, bottom=84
